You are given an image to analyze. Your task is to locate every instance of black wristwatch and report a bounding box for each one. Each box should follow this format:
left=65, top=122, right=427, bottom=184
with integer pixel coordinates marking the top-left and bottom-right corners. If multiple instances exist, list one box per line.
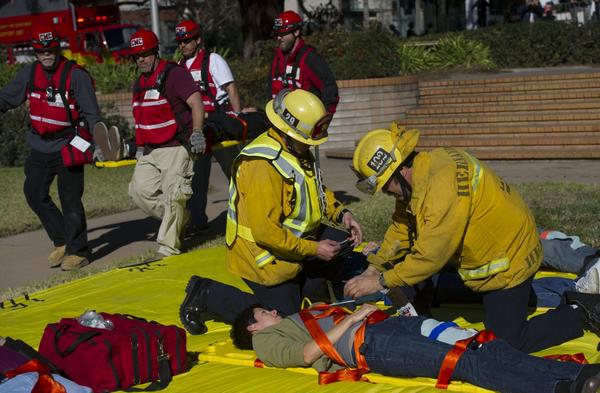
left=339, top=208, right=351, bottom=223
left=378, top=273, right=389, bottom=289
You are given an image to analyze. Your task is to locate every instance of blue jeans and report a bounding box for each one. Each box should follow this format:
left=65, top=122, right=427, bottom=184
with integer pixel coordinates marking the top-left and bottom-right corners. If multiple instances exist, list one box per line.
left=540, top=229, right=599, bottom=274
left=532, top=277, right=575, bottom=307
left=362, top=317, right=583, bottom=393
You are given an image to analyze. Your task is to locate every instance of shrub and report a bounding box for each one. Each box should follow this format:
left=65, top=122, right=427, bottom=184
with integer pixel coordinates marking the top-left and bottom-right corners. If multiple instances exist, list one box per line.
left=396, top=43, right=435, bottom=74
left=0, top=106, right=31, bottom=167
left=465, top=21, right=600, bottom=67
left=307, top=26, right=401, bottom=79
left=86, top=62, right=137, bottom=94
left=430, top=35, right=496, bottom=70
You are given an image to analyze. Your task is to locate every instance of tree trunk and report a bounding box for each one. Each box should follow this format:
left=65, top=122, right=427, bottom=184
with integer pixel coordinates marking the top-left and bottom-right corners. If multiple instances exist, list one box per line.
left=239, top=0, right=283, bottom=59
left=363, top=0, right=369, bottom=27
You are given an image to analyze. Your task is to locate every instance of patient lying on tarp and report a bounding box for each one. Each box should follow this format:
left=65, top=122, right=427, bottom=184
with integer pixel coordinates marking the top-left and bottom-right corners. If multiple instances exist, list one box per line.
left=230, top=303, right=600, bottom=393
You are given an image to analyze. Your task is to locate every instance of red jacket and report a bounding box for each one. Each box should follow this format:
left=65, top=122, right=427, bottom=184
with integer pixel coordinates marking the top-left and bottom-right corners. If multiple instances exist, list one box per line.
left=132, top=60, right=179, bottom=146
left=269, top=39, right=339, bottom=114
left=180, top=49, right=224, bottom=113
left=27, top=57, right=81, bottom=136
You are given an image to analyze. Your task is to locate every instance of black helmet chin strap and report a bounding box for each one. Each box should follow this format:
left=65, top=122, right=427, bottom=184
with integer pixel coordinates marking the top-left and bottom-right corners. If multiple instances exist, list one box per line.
left=397, top=171, right=412, bottom=202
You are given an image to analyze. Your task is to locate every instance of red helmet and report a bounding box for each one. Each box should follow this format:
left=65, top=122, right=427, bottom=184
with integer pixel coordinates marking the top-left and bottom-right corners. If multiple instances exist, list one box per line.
left=31, top=24, right=60, bottom=49
left=129, top=29, right=159, bottom=54
left=175, top=20, right=201, bottom=41
left=273, top=10, right=303, bottom=36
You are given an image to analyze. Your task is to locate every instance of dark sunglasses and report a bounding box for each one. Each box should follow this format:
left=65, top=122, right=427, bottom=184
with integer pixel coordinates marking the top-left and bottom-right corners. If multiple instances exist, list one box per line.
left=177, top=37, right=196, bottom=45
left=34, top=47, right=56, bottom=55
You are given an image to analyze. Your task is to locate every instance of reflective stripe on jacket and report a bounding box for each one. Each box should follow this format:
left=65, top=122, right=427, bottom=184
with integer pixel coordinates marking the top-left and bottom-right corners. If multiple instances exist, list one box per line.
left=132, top=60, right=179, bottom=145
left=27, top=58, right=79, bottom=135
left=226, top=132, right=323, bottom=267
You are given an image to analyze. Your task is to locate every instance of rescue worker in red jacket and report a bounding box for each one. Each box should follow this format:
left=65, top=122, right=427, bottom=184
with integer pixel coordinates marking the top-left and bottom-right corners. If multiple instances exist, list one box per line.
left=175, top=20, right=242, bottom=235
left=128, top=29, right=205, bottom=262
left=0, top=25, right=102, bottom=270
left=270, top=10, right=339, bottom=115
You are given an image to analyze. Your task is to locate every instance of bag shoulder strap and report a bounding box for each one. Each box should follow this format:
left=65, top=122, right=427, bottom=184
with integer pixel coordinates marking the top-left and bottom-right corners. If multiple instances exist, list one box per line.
left=288, top=45, right=313, bottom=85
left=28, top=61, right=41, bottom=92
left=201, top=51, right=216, bottom=103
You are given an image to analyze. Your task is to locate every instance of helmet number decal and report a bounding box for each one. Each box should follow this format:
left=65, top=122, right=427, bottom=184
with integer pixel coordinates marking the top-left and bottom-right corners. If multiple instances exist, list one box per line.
left=367, top=148, right=391, bottom=173
left=281, top=108, right=299, bottom=128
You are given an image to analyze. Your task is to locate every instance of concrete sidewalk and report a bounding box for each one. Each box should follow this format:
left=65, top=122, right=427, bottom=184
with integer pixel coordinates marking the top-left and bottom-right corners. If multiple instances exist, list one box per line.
left=1, top=157, right=600, bottom=291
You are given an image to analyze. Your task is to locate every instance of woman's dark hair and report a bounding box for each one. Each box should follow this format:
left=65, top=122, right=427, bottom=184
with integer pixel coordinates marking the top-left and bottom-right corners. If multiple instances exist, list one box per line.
left=230, top=304, right=261, bottom=350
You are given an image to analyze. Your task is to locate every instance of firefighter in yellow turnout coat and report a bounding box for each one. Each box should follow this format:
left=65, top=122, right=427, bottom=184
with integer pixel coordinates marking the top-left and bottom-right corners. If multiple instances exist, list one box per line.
left=345, top=125, right=588, bottom=353
left=178, top=89, right=365, bottom=335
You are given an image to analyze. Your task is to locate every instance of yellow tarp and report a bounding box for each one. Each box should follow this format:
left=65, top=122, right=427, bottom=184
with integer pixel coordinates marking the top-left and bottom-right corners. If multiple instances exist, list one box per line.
left=1, top=247, right=598, bottom=392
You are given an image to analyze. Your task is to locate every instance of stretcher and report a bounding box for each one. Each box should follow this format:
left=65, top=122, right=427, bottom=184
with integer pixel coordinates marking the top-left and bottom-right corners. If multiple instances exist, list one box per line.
left=94, top=140, right=242, bottom=168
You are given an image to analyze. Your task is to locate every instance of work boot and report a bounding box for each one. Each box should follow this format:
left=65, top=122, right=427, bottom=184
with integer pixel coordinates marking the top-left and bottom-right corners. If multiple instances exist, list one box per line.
left=179, top=276, right=213, bottom=335
left=48, top=245, right=66, bottom=268
left=61, top=255, right=90, bottom=271
left=565, top=291, right=600, bottom=336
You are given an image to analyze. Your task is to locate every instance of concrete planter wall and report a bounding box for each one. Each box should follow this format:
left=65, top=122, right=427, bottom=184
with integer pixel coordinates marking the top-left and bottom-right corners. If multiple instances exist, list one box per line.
left=96, top=75, right=419, bottom=151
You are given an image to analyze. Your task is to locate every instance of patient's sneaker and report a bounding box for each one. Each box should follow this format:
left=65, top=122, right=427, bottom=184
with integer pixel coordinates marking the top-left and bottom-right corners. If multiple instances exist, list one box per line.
left=108, top=125, right=124, bottom=160
left=179, top=276, right=213, bottom=335
left=576, top=259, right=600, bottom=294
left=93, top=122, right=123, bottom=161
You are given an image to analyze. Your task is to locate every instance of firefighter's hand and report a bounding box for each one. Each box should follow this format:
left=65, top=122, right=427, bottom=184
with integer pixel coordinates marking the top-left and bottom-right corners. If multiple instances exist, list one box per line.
left=93, top=147, right=105, bottom=162
left=316, top=239, right=341, bottom=261
left=344, top=268, right=383, bottom=299
left=342, top=211, right=363, bottom=246
left=135, top=148, right=144, bottom=160
left=190, top=131, right=206, bottom=154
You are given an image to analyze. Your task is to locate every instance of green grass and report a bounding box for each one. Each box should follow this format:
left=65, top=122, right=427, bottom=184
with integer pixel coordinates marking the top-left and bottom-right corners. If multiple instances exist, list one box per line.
left=0, top=165, right=136, bottom=237
left=1, top=179, right=599, bottom=303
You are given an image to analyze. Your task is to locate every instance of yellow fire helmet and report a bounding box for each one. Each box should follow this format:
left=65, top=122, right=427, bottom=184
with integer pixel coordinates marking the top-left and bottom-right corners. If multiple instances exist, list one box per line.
left=265, top=88, right=333, bottom=146
left=352, top=122, right=420, bottom=194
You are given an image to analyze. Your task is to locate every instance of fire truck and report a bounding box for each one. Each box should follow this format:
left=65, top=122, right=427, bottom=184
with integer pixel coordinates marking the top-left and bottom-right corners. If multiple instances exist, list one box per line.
left=0, top=0, right=138, bottom=64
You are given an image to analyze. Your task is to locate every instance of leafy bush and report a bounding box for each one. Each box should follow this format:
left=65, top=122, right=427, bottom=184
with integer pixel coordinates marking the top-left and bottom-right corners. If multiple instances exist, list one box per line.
left=0, top=62, right=23, bottom=87
left=306, top=26, right=402, bottom=79
left=430, top=35, right=495, bottom=69
left=396, top=43, right=435, bottom=74
left=0, top=106, right=31, bottom=167
left=465, top=21, right=600, bottom=67
left=86, top=62, right=137, bottom=94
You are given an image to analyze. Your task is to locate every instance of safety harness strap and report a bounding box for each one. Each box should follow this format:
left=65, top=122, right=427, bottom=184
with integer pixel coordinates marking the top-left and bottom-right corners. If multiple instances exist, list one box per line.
left=436, top=330, right=496, bottom=389
left=4, top=359, right=67, bottom=393
left=299, top=304, right=389, bottom=385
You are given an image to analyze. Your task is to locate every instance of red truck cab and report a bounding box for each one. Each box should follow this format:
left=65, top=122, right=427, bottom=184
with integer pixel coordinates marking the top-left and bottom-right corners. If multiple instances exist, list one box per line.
left=0, top=0, right=137, bottom=64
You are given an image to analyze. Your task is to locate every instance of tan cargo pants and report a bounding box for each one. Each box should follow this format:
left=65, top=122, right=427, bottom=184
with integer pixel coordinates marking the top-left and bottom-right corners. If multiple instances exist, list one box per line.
left=129, top=145, right=194, bottom=256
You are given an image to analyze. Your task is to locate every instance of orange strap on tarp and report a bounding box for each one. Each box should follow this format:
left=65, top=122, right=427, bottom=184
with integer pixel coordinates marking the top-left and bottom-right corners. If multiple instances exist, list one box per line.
left=4, top=359, right=67, bottom=393
left=436, top=330, right=497, bottom=389
left=299, top=304, right=389, bottom=385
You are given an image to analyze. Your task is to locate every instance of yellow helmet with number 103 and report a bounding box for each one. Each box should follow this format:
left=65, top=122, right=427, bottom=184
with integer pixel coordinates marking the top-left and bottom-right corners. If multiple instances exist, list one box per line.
left=266, top=89, right=333, bottom=146
left=352, top=122, right=420, bottom=195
